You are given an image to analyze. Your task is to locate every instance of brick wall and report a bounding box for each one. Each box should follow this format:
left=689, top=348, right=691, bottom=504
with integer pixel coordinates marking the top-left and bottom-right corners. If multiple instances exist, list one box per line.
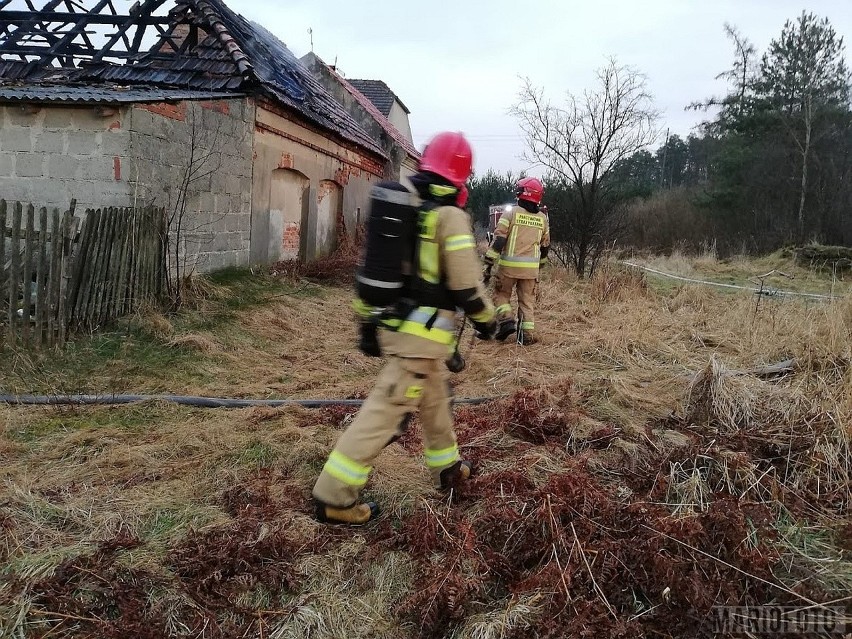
left=282, top=222, right=300, bottom=254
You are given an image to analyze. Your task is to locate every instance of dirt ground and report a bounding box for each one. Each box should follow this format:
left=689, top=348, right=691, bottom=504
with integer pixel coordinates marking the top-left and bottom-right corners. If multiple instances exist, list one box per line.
left=1, top=256, right=850, bottom=638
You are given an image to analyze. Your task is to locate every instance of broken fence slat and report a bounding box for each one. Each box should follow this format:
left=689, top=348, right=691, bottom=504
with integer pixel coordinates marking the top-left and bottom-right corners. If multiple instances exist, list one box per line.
left=96, top=207, right=118, bottom=328
left=21, top=204, right=34, bottom=347
left=7, top=202, right=22, bottom=346
left=58, top=210, right=73, bottom=347
left=35, top=207, right=48, bottom=347
left=0, top=200, right=6, bottom=344
left=47, top=208, right=61, bottom=348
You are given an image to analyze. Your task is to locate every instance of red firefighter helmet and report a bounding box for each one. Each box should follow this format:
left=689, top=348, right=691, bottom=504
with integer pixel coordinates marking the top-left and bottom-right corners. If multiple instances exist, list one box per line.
left=419, top=131, right=473, bottom=188
left=516, top=177, right=544, bottom=204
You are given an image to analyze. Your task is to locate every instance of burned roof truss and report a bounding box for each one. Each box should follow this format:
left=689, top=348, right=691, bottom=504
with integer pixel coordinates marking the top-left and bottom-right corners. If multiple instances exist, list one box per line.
left=0, top=0, right=386, bottom=157
left=0, top=0, right=179, bottom=71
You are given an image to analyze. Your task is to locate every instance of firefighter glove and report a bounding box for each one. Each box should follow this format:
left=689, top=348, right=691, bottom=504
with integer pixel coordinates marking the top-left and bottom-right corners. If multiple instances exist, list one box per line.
left=473, top=318, right=498, bottom=340
left=358, top=321, right=382, bottom=357
left=446, top=350, right=466, bottom=373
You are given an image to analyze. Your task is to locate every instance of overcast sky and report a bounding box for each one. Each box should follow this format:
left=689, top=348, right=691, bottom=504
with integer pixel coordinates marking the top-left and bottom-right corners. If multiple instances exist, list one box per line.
left=239, top=0, right=852, bottom=175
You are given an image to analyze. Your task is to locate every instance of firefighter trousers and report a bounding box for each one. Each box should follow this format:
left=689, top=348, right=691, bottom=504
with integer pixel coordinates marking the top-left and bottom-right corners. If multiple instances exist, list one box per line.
left=312, top=355, right=460, bottom=508
left=494, top=274, right=538, bottom=337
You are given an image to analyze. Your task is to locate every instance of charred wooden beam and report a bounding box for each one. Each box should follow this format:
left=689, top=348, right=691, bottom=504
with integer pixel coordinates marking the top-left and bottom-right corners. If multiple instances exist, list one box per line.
left=36, top=0, right=113, bottom=65
left=0, top=11, right=171, bottom=26
left=0, top=0, right=66, bottom=52
left=91, top=0, right=170, bottom=62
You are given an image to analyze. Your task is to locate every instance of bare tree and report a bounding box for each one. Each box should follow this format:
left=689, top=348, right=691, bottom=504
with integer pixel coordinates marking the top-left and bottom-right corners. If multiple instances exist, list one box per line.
left=511, top=58, right=659, bottom=276
left=158, top=105, right=248, bottom=309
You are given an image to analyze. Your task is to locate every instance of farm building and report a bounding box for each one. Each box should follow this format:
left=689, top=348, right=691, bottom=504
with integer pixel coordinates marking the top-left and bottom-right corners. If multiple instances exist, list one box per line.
left=0, top=0, right=417, bottom=272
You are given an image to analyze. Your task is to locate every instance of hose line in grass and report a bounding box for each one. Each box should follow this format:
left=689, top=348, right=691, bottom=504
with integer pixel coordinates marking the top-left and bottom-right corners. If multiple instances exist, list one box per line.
left=0, top=394, right=502, bottom=409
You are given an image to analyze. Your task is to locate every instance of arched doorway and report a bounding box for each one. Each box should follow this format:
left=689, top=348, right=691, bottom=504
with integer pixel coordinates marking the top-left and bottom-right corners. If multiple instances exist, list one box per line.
left=269, top=168, right=309, bottom=262
left=314, top=180, right=342, bottom=259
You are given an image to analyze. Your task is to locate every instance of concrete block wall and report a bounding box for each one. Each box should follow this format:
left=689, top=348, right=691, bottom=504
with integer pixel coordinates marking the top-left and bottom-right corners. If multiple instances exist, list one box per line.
left=126, top=98, right=255, bottom=273
left=0, top=98, right=255, bottom=274
left=0, top=104, right=132, bottom=213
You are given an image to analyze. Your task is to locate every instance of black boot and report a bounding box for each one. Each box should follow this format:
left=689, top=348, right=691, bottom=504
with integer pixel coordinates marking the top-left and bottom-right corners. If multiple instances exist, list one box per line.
left=439, top=460, right=473, bottom=490
left=519, top=333, right=538, bottom=345
left=495, top=320, right=516, bottom=341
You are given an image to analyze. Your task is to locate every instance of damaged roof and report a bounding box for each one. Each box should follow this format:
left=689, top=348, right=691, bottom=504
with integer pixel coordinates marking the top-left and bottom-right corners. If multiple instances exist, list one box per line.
left=348, top=79, right=411, bottom=117
left=302, top=53, right=419, bottom=161
left=0, top=0, right=385, bottom=158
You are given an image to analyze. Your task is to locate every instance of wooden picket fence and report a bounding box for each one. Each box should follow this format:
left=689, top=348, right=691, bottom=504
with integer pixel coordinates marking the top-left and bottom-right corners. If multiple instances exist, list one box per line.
left=1, top=200, right=76, bottom=348
left=67, top=205, right=166, bottom=333
left=1, top=199, right=166, bottom=348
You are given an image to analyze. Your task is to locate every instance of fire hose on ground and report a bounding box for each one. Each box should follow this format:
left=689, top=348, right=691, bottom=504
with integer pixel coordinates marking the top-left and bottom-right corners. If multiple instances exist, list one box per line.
left=0, top=318, right=507, bottom=409
left=0, top=394, right=503, bottom=409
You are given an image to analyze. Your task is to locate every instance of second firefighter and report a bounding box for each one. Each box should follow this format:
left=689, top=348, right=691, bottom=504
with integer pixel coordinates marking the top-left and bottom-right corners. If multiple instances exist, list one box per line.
left=484, top=177, right=550, bottom=345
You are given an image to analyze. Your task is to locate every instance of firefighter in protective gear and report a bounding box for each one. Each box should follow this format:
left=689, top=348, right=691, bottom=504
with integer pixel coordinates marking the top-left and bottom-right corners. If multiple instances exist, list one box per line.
left=484, top=177, right=550, bottom=345
left=312, top=131, right=497, bottom=525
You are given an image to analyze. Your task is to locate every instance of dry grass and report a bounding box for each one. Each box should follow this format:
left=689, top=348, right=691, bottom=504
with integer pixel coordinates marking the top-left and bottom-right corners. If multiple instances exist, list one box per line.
left=631, top=248, right=852, bottom=296
left=1, top=257, right=851, bottom=638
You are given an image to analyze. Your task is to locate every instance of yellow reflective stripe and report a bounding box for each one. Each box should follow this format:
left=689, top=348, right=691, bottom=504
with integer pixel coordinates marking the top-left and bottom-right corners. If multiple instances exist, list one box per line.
left=498, top=259, right=539, bottom=268
left=352, top=298, right=375, bottom=318
left=508, top=227, right=518, bottom=256
left=398, top=321, right=455, bottom=345
left=501, top=255, right=539, bottom=263
left=418, top=209, right=438, bottom=239
left=425, top=444, right=460, bottom=468
left=324, top=451, right=371, bottom=486
left=429, top=184, right=457, bottom=198
left=417, top=210, right=440, bottom=283
left=396, top=306, right=456, bottom=344
left=445, top=234, right=475, bottom=252
left=405, top=385, right=424, bottom=399
left=485, top=248, right=500, bottom=260
left=497, top=218, right=511, bottom=228
left=470, top=308, right=494, bottom=323
left=496, top=304, right=512, bottom=315
left=405, top=308, right=455, bottom=331
left=419, top=241, right=440, bottom=283
left=521, top=321, right=534, bottom=329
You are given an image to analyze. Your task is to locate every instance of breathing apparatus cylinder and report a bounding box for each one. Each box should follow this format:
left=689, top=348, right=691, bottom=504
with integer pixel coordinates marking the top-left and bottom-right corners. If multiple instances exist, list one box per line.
left=356, top=181, right=420, bottom=308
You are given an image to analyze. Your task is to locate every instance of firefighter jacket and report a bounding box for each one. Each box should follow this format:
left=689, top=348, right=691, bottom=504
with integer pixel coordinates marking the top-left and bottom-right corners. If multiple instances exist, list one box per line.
left=485, top=205, right=550, bottom=279
left=355, top=201, right=495, bottom=361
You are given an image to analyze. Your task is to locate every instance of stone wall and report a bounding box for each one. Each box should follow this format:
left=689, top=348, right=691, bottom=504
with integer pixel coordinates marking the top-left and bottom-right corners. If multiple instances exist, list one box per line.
left=1, top=94, right=387, bottom=272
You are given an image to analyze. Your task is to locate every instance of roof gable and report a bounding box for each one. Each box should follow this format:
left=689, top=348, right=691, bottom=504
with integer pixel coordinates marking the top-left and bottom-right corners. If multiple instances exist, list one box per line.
left=348, top=79, right=410, bottom=116
left=302, top=53, right=418, bottom=161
